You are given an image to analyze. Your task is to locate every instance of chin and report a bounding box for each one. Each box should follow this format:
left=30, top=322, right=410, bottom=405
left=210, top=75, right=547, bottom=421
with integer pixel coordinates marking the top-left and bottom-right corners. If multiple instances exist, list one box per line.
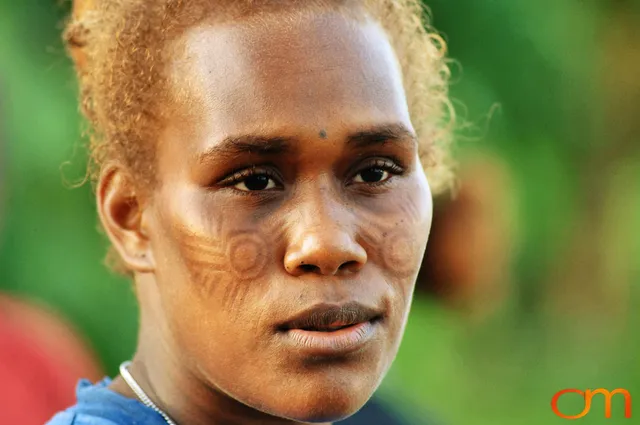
left=266, top=375, right=377, bottom=423
left=278, top=398, right=367, bottom=424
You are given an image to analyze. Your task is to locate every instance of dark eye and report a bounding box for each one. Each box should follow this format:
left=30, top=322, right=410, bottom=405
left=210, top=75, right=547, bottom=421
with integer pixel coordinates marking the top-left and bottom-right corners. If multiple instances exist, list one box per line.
left=234, top=174, right=278, bottom=191
left=353, top=167, right=390, bottom=184
left=218, top=166, right=282, bottom=192
left=351, top=158, right=404, bottom=185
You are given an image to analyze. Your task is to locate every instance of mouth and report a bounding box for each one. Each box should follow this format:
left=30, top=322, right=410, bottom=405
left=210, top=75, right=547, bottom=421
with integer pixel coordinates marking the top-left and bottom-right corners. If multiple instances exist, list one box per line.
left=276, top=302, right=385, bottom=356
left=277, top=302, right=384, bottom=332
left=297, top=322, right=364, bottom=332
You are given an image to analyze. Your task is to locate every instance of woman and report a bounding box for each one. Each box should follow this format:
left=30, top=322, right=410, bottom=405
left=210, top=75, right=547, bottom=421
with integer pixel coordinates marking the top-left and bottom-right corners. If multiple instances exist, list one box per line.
left=49, top=0, right=453, bottom=423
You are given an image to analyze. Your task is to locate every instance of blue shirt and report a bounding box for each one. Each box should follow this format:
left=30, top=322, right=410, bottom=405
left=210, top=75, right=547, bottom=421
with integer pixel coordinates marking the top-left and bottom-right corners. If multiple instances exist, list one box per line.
left=46, top=379, right=410, bottom=425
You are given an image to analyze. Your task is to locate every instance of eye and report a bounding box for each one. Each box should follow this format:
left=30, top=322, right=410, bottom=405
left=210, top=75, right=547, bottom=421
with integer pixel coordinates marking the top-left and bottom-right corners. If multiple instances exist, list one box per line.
left=351, top=158, right=404, bottom=186
left=219, top=166, right=282, bottom=192
left=235, top=174, right=278, bottom=191
left=353, top=168, right=391, bottom=184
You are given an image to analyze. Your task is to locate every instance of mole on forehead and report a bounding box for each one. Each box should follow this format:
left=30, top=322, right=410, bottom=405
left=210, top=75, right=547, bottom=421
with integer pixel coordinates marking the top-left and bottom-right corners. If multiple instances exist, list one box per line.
left=319, top=129, right=328, bottom=139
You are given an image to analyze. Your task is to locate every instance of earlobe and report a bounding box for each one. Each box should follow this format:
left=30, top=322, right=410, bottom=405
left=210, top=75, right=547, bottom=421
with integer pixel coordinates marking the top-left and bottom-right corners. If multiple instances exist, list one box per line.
left=96, top=164, right=155, bottom=273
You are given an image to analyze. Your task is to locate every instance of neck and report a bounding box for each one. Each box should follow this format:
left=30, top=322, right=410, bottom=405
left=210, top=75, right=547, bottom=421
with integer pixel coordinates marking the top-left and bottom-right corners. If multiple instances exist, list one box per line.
left=110, top=274, right=331, bottom=425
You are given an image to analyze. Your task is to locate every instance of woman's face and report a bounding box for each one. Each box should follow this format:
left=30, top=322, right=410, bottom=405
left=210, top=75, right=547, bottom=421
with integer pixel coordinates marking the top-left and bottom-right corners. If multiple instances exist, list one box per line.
left=145, top=11, right=433, bottom=423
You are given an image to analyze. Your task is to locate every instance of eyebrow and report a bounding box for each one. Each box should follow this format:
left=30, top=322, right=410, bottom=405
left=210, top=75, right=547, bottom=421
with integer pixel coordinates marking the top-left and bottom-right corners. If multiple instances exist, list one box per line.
left=196, top=123, right=417, bottom=163
left=197, top=135, right=294, bottom=163
left=346, top=123, right=418, bottom=150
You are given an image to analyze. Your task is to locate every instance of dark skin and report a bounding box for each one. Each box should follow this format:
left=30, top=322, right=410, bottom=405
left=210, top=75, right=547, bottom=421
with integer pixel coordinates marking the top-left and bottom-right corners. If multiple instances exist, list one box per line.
left=99, top=10, right=433, bottom=425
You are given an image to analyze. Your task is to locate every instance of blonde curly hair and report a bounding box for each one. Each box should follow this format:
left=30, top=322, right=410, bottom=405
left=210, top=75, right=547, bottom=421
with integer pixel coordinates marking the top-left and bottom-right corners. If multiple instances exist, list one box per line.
left=63, top=0, right=455, bottom=273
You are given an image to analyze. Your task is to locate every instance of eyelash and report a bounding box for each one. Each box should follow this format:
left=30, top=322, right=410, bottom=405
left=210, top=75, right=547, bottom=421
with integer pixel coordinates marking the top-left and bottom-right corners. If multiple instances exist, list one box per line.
left=350, top=158, right=405, bottom=187
left=219, top=165, right=283, bottom=190
left=218, top=157, right=406, bottom=194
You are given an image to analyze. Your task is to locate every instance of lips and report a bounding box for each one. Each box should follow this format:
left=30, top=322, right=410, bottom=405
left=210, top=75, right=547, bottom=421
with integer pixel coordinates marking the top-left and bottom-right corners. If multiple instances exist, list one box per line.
left=276, top=302, right=384, bottom=356
left=277, top=302, right=384, bottom=333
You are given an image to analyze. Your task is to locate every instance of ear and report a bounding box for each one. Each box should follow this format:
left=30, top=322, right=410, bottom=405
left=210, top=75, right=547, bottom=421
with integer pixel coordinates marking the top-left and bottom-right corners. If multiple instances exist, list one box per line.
left=96, top=164, right=155, bottom=273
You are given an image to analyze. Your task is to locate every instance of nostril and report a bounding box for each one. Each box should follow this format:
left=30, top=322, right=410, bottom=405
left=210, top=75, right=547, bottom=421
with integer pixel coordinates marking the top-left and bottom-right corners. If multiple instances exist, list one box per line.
left=338, top=260, right=360, bottom=271
left=299, top=263, right=320, bottom=273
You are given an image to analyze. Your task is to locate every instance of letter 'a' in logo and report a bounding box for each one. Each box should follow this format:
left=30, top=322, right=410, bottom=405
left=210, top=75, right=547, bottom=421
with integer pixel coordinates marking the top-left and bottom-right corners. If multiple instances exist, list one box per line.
left=551, top=388, right=632, bottom=419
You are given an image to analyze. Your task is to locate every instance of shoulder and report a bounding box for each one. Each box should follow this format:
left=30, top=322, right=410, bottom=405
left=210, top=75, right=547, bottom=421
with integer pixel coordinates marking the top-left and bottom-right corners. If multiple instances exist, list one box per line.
left=44, top=378, right=166, bottom=425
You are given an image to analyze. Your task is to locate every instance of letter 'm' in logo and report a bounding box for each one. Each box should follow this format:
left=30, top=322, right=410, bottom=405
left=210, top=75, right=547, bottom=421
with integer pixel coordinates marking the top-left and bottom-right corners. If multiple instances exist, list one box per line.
left=551, top=388, right=632, bottom=419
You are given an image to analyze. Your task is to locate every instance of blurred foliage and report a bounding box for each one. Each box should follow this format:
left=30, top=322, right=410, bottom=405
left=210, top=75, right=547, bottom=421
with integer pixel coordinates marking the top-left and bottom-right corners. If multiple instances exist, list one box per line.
left=0, top=1, right=638, bottom=424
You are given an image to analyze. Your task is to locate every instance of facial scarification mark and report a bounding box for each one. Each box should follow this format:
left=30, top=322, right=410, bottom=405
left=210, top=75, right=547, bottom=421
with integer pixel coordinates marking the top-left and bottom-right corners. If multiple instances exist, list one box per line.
left=357, top=196, right=426, bottom=277
left=180, top=232, right=226, bottom=267
left=399, top=196, right=424, bottom=224
left=226, top=231, right=269, bottom=280
left=381, top=231, right=418, bottom=278
left=360, top=219, right=385, bottom=247
left=261, top=215, right=287, bottom=247
left=180, top=232, right=233, bottom=297
left=178, top=215, right=288, bottom=298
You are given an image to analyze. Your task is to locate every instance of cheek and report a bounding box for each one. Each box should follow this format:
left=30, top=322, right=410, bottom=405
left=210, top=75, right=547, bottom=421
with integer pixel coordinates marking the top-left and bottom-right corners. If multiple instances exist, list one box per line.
left=155, top=202, right=289, bottom=322
left=149, top=205, right=289, bottom=367
left=358, top=182, right=433, bottom=300
left=177, top=229, right=270, bottom=314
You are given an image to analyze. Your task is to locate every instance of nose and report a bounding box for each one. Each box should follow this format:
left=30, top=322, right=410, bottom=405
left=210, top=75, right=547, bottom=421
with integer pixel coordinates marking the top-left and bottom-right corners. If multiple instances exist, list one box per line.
left=284, top=223, right=367, bottom=277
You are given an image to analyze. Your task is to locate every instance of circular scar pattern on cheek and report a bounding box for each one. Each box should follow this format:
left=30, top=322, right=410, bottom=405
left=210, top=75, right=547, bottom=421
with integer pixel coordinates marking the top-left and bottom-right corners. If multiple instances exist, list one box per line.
left=225, top=231, right=269, bottom=280
left=382, top=231, right=420, bottom=278
left=358, top=198, right=427, bottom=278
left=175, top=217, right=287, bottom=302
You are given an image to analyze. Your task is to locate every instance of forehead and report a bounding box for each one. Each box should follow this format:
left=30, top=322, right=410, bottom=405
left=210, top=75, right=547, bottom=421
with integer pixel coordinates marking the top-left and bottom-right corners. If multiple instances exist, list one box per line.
left=165, top=10, right=412, bottom=151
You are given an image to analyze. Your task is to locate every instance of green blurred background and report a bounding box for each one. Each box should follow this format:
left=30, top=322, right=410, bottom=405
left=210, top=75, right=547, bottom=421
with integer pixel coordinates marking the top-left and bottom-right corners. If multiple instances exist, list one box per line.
left=0, top=1, right=638, bottom=424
